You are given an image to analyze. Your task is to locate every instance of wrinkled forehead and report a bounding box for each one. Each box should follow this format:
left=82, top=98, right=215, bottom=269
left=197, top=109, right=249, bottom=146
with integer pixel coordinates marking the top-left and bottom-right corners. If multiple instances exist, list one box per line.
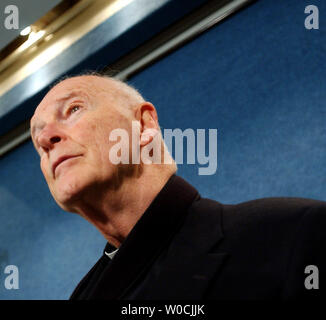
left=31, top=76, right=113, bottom=122
left=35, top=77, right=95, bottom=114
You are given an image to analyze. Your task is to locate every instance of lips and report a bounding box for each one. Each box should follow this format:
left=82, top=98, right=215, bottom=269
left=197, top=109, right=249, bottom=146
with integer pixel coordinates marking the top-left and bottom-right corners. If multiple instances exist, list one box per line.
left=52, top=155, right=81, bottom=177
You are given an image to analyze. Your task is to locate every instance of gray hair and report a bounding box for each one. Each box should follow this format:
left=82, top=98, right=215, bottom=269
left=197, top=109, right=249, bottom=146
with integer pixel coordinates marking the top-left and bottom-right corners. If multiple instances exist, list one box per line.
left=51, top=70, right=145, bottom=108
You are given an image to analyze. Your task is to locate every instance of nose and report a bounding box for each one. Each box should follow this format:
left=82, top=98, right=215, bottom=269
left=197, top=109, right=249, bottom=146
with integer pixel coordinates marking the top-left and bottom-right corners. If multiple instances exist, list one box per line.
left=37, top=124, right=64, bottom=152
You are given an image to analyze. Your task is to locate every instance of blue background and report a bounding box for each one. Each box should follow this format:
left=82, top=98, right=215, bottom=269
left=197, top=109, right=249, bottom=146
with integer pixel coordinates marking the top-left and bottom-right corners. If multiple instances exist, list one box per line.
left=0, top=0, right=325, bottom=299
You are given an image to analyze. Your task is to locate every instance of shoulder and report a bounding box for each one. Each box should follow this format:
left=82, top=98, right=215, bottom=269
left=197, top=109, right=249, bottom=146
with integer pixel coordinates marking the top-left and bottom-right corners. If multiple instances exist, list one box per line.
left=226, top=197, right=326, bottom=214
left=190, top=196, right=326, bottom=223
left=189, top=196, right=326, bottom=247
left=221, top=197, right=326, bottom=230
left=187, top=196, right=326, bottom=299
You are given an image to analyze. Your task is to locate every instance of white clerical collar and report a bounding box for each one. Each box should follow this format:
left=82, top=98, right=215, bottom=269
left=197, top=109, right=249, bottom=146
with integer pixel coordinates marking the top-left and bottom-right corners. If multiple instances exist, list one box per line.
left=104, top=248, right=119, bottom=259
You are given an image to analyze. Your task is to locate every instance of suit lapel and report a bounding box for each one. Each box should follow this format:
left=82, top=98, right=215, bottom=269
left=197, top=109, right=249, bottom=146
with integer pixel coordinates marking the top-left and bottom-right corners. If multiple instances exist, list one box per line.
left=125, top=198, right=228, bottom=299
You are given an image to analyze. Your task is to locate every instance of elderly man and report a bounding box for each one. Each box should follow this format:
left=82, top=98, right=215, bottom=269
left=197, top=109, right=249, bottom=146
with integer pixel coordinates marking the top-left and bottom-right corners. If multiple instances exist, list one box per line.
left=30, top=74, right=326, bottom=300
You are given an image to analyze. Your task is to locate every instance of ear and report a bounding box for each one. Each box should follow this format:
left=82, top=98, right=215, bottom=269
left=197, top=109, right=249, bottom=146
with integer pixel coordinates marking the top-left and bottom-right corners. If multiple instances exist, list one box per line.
left=136, top=102, right=160, bottom=147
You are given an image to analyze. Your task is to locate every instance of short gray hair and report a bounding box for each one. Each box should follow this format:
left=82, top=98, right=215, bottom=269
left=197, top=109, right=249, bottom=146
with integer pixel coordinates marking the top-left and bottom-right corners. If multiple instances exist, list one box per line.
left=51, top=70, right=146, bottom=113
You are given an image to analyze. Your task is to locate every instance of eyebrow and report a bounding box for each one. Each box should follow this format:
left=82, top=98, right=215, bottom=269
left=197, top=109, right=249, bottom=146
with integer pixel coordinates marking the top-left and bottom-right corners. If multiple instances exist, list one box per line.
left=30, top=90, right=86, bottom=139
left=55, top=90, right=85, bottom=103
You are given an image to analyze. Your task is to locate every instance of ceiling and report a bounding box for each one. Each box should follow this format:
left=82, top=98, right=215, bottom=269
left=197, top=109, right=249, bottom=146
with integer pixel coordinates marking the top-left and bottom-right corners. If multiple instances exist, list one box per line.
left=0, top=0, right=61, bottom=51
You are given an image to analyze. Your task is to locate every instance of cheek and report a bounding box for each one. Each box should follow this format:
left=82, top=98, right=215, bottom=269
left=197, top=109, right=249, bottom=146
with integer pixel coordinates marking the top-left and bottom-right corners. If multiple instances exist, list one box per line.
left=73, top=116, right=130, bottom=167
left=76, top=124, right=110, bottom=151
left=95, top=125, right=127, bottom=171
left=94, top=127, right=114, bottom=165
left=73, top=124, right=112, bottom=169
left=40, top=158, right=50, bottom=180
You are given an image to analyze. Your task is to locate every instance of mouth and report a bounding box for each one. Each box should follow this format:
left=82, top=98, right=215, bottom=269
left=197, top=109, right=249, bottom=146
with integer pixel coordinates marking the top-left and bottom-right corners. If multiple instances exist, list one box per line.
left=52, top=155, right=82, bottom=177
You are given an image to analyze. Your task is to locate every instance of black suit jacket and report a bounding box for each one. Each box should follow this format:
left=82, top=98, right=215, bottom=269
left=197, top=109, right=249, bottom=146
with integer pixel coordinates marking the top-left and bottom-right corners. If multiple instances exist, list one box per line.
left=70, top=174, right=326, bottom=300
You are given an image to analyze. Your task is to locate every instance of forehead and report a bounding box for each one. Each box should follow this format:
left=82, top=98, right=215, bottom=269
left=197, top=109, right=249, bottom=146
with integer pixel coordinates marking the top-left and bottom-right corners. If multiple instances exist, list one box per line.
left=32, top=76, right=105, bottom=119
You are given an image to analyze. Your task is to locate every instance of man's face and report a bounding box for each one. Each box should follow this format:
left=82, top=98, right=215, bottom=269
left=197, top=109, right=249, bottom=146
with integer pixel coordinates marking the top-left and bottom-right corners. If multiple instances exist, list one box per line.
left=30, top=76, right=132, bottom=211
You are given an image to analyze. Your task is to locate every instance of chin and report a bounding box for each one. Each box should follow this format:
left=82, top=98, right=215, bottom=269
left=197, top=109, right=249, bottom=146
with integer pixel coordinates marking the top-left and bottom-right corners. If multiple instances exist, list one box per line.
left=51, top=176, right=87, bottom=212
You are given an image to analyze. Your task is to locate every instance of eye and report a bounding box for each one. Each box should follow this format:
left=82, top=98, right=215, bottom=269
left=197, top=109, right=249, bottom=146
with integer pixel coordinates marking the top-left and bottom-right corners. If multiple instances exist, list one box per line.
left=68, top=105, right=81, bottom=115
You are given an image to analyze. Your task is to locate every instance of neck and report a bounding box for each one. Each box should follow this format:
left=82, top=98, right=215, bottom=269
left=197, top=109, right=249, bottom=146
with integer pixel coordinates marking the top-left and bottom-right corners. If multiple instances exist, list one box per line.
left=70, top=165, right=176, bottom=248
